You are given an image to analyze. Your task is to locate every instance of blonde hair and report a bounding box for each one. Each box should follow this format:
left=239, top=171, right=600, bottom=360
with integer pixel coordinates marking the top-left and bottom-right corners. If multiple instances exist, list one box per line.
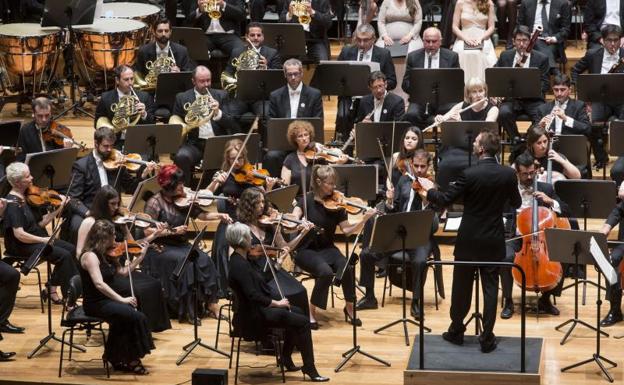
left=463, top=77, right=488, bottom=103
left=221, top=139, right=248, bottom=171
left=311, top=165, right=337, bottom=194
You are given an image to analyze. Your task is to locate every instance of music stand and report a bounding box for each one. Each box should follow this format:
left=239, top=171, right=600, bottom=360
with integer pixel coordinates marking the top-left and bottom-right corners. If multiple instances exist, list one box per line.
left=485, top=68, right=542, bottom=99
left=545, top=229, right=617, bottom=382
left=266, top=118, right=324, bottom=151
left=201, top=133, right=261, bottom=170
left=155, top=72, right=193, bottom=109
left=124, top=124, right=183, bottom=161
left=0, top=121, right=21, bottom=165
left=608, top=120, right=624, bottom=157
left=236, top=70, right=285, bottom=102
left=265, top=184, right=298, bottom=213
left=259, top=23, right=306, bottom=58
left=171, top=27, right=211, bottom=61
left=332, top=164, right=378, bottom=201
left=128, top=176, right=160, bottom=214
left=371, top=211, right=435, bottom=346
left=354, top=122, right=411, bottom=159
left=440, top=121, right=498, bottom=167
left=26, top=148, right=79, bottom=190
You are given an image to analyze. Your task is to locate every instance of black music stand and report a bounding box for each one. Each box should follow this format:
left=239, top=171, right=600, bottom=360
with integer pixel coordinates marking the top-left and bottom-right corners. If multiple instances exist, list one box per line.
left=128, top=176, right=160, bottom=214
left=545, top=229, right=617, bottom=382
left=26, top=148, right=78, bottom=190
left=0, top=121, right=21, bottom=167
left=124, top=124, right=183, bottom=161
left=155, top=72, right=193, bottom=109
left=371, top=211, right=435, bottom=346
left=259, top=23, right=307, bottom=58
left=265, top=118, right=324, bottom=151
left=171, top=27, right=211, bottom=61
left=332, top=164, right=378, bottom=201
left=201, top=133, right=261, bottom=170
left=440, top=121, right=498, bottom=167
left=608, top=120, right=624, bottom=157
left=174, top=227, right=229, bottom=365
left=485, top=68, right=542, bottom=99
left=265, top=184, right=298, bottom=213
left=236, top=70, right=285, bottom=102
left=354, top=122, right=411, bottom=160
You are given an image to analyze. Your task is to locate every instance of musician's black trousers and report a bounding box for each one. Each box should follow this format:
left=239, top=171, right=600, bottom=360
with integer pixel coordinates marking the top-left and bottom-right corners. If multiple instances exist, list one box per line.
left=606, top=243, right=624, bottom=312
left=0, top=260, right=19, bottom=324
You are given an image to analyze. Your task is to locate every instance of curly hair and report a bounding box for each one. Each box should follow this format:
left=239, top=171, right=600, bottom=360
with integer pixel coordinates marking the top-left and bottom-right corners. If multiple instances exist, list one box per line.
left=236, top=187, right=266, bottom=224
left=221, top=139, right=248, bottom=171
left=287, top=120, right=315, bottom=149
left=83, top=219, right=117, bottom=266
left=475, top=0, right=490, bottom=15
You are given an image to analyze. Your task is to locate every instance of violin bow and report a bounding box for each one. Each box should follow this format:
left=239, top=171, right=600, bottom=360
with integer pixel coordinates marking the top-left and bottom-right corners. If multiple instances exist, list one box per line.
left=377, top=138, right=393, bottom=188
left=51, top=173, right=76, bottom=230
left=221, top=125, right=256, bottom=182
left=123, top=238, right=137, bottom=312
left=183, top=170, right=206, bottom=226
left=257, top=242, right=290, bottom=311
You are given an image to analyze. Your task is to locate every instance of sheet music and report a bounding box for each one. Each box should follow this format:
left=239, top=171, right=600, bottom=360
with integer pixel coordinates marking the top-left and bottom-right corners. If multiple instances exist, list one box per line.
left=319, top=60, right=380, bottom=72
left=590, top=236, right=618, bottom=286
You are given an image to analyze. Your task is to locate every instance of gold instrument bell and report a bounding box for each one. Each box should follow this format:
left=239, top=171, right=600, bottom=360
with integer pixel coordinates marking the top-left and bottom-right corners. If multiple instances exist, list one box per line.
left=220, top=45, right=261, bottom=93
left=169, top=93, right=217, bottom=137
left=292, top=0, right=312, bottom=25
left=96, top=91, right=142, bottom=133
left=203, top=0, right=222, bottom=19
left=134, top=46, right=178, bottom=91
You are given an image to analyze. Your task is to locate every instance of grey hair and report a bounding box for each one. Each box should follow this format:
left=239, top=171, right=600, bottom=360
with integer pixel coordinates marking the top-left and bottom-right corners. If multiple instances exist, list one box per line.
left=192, top=65, right=211, bottom=79
left=6, top=162, right=29, bottom=187
left=32, top=97, right=52, bottom=112
left=355, top=23, right=376, bottom=37
left=283, top=58, right=302, bottom=72
left=226, top=222, right=252, bottom=250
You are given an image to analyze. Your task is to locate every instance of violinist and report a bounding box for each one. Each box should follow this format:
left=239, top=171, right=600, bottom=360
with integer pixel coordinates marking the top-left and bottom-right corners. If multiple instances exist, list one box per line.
left=75, top=186, right=171, bottom=332
left=290, top=165, right=377, bottom=329
left=500, top=152, right=568, bottom=319
left=142, top=165, right=231, bottom=325
left=358, top=150, right=440, bottom=320
left=389, top=126, right=424, bottom=188
left=598, top=189, right=624, bottom=326
left=524, top=124, right=581, bottom=180
left=79, top=219, right=153, bottom=374
left=2, top=162, right=78, bottom=304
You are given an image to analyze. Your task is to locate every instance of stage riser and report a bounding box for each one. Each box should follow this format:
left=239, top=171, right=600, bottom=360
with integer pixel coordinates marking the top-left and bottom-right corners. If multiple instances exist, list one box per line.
left=405, top=370, right=541, bottom=385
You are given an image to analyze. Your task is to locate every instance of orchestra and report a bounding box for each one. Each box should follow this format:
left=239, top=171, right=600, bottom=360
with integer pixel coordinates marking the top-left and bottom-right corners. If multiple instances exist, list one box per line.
left=3, top=2, right=624, bottom=382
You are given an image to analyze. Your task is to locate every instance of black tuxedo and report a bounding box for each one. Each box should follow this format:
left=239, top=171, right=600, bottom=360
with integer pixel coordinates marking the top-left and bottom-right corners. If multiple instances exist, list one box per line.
left=584, top=0, right=624, bottom=47
left=427, top=157, right=521, bottom=342
left=604, top=201, right=624, bottom=310
left=225, top=44, right=282, bottom=75
left=536, top=99, right=591, bottom=136
left=16, top=121, right=65, bottom=162
left=337, top=45, right=397, bottom=90
left=571, top=47, right=624, bottom=81
left=187, top=0, right=246, bottom=56
left=94, top=88, right=156, bottom=128
left=280, top=0, right=333, bottom=61
left=355, top=92, right=405, bottom=123
left=268, top=84, right=323, bottom=119
left=495, top=49, right=550, bottom=96
left=134, top=41, right=195, bottom=76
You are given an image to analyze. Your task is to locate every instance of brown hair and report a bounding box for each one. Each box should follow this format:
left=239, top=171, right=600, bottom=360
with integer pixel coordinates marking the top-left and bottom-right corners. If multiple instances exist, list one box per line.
left=287, top=120, right=315, bottom=148
left=475, top=0, right=490, bottom=15
left=236, top=187, right=267, bottom=225
left=82, top=220, right=118, bottom=266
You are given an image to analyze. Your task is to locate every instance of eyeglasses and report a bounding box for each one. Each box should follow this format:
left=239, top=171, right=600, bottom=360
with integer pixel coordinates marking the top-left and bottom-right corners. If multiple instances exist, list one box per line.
left=286, top=72, right=302, bottom=78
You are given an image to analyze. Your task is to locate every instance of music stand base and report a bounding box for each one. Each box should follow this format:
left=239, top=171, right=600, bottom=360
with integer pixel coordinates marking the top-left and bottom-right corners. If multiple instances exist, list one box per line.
left=464, top=312, right=484, bottom=335
left=27, top=332, right=86, bottom=359
left=374, top=318, right=431, bottom=346
left=561, top=353, right=617, bottom=383
left=335, top=345, right=391, bottom=372
left=555, top=318, right=608, bottom=345
left=176, top=337, right=229, bottom=366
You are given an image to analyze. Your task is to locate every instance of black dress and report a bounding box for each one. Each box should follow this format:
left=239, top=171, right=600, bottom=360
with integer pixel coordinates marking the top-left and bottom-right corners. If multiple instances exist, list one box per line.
left=283, top=152, right=313, bottom=196
left=79, top=253, right=154, bottom=365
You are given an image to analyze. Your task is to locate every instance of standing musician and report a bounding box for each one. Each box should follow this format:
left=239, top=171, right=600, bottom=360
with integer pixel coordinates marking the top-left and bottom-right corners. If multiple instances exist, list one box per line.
left=357, top=149, right=439, bottom=319
left=419, top=130, right=521, bottom=353
left=226, top=222, right=329, bottom=381
left=500, top=152, right=567, bottom=319
left=355, top=71, right=405, bottom=124
left=599, top=196, right=624, bottom=326
left=187, top=0, right=246, bottom=57
left=524, top=124, right=581, bottom=180
left=79, top=220, right=153, bottom=375
left=3, top=162, right=78, bottom=305
left=402, top=27, right=460, bottom=128
left=75, top=186, right=172, bottom=332
left=583, top=0, right=624, bottom=49
left=170, top=65, right=236, bottom=185
left=571, top=24, right=624, bottom=170
left=281, top=0, right=333, bottom=62
left=142, top=165, right=231, bottom=324
left=290, top=165, right=377, bottom=329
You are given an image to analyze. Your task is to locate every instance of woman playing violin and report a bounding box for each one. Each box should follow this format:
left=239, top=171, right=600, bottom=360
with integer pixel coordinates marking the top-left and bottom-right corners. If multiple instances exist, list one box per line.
left=389, top=126, right=423, bottom=188
left=290, top=165, right=377, bottom=329
left=524, top=125, right=581, bottom=181
left=2, top=162, right=78, bottom=304
left=142, top=165, right=230, bottom=325
left=79, top=219, right=153, bottom=374
left=75, top=186, right=171, bottom=332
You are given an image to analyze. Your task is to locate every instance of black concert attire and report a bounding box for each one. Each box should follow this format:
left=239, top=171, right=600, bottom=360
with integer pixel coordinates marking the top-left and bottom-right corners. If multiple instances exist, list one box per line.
left=402, top=47, right=460, bottom=128
left=143, top=193, right=220, bottom=321
left=354, top=92, right=406, bottom=123
left=16, top=121, right=66, bottom=162
left=79, top=252, right=154, bottom=366
left=229, top=251, right=317, bottom=373
left=583, top=0, right=624, bottom=49
left=294, top=192, right=355, bottom=310
left=280, top=0, right=333, bottom=62
left=283, top=152, right=313, bottom=196
left=602, top=201, right=624, bottom=323
left=187, top=0, right=247, bottom=57
left=0, top=260, right=20, bottom=329
left=2, top=194, right=77, bottom=296
left=264, top=83, right=324, bottom=177
left=135, top=41, right=195, bottom=77
left=427, top=157, right=521, bottom=349
left=517, top=0, right=571, bottom=72
left=171, top=87, right=237, bottom=185
left=249, top=0, right=286, bottom=21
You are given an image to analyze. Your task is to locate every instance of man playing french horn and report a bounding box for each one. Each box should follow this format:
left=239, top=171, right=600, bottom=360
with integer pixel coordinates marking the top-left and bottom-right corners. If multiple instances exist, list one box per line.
left=188, top=0, right=246, bottom=57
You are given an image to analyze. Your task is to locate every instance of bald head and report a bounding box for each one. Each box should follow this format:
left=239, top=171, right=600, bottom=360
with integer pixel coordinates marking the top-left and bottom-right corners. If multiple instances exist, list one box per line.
left=423, top=27, right=442, bottom=56
left=192, top=65, right=212, bottom=94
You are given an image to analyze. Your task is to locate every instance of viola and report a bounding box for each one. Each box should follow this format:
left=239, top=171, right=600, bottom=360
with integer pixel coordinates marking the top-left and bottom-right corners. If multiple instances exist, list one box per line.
left=26, top=185, right=64, bottom=208
left=233, top=163, right=284, bottom=186
left=102, top=149, right=156, bottom=172
left=108, top=240, right=142, bottom=259
left=174, top=186, right=234, bottom=209
left=304, top=144, right=361, bottom=164
left=42, top=121, right=87, bottom=151
left=321, top=191, right=372, bottom=215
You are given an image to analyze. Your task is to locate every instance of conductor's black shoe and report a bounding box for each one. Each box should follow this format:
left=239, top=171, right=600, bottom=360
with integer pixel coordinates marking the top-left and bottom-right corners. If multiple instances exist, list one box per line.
left=537, top=297, right=560, bottom=316
left=600, top=310, right=624, bottom=327
left=480, top=338, right=498, bottom=353
left=500, top=299, right=514, bottom=319
left=375, top=268, right=387, bottom=278
left=442, top=331, right=464, bottom=346
left=0, top=321, right=24, bottom=334
left=0, top=351, right=16, bottom=361
left=410, top=301, right=421, bottom=320
left=356, top=296, right=378, bottom=310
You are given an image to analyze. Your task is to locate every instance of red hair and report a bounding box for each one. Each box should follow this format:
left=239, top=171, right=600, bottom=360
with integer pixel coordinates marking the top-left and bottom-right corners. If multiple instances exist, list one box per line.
left=157, top=164, right=181, bottom=189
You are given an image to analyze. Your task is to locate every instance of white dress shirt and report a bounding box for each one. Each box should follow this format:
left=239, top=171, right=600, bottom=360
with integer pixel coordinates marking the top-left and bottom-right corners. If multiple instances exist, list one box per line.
left=604, top=0, right=621, bottom=27
left=372, top=91, right=387, bottom=122
left=193, top=88, right=223, bottom=139
left=357, top=47, right=373, bottom=62
left=601, top=49, right=620, bottom=73
left=289, top=82, right=303, bottom=119
left=155, top=41, right=170, bottom=57
left=514, top=52, right=531, bottom=68
left=92, top=150, right=109, bottom=187
left=534, top=0, right=550, bottom=31
left=553, top=100, right=574, bottom=135
left=425, top=51, right=440, bottom=69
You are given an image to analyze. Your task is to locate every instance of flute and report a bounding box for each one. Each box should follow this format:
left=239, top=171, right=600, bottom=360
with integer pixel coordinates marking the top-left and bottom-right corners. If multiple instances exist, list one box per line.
left=422, top=98, right=488, bottom=132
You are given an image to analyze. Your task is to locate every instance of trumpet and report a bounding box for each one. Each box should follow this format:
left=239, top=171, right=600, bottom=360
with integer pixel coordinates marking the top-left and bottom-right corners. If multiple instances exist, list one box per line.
left=202, top=0, right=222, bottom=19
left=291, top=0, right=312, bottom=25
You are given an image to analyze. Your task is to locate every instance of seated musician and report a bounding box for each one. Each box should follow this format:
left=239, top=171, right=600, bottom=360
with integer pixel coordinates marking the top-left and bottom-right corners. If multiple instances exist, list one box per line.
left=387, top=127, right=424, bottom=189
left=402, top=27, right=460, bottom=128
left=599, top=194, right=624, bottom=326
left=583, top=0, right=624, bottom=49
left=187, top=0, right=246, bottom=57
left=525, top=124, right=581, bottom=180
left=264, top=58, right=324, bottom=177
left=517, top=0, right=571, bottom=75
left=571, top=24, right=624, bottom=170
left=335, top=23, right=397, bottom=140
left=355, top=71, right=405, bottom=124
left=495, top=25, right=550, bottom=159
left=3, top=162, right=78, bottom=304
left=500, top=152, right=568, bottom=319
left=225, top=222, right=329, bottom=381
left=75, top=186, right=172, bottom=332
left=169, top=65, right=236, bottom=185
left=95, top=65, right=156, bottom=145
left=290, top=165, right=377, bottom=329
left=536, top=74, right=591, bottom=136
left=357, top=149, right=439, bottom=320
left=281, top=0, right=333, bottom=62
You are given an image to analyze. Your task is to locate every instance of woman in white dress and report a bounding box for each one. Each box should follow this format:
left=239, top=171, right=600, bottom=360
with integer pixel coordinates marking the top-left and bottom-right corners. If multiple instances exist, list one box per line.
left=451, top=0, right=497, bottom=82
left=376, top=0, right=423, bottom=54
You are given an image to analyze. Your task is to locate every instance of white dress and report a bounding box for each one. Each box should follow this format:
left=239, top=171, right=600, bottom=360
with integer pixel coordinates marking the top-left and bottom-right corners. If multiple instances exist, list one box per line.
left=451, top=0, right=497, bottom=82
left=375, top=0, right=423, bottom=54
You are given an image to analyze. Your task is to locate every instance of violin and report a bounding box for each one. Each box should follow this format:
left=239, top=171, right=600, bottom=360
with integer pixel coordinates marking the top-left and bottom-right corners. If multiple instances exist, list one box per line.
left=258, top=211, right=324, bottom=233
left=304, top=144, right=361, bottom=164
left=102, top=149, right=156, bottom=172
left=321, top=191, right=373, bottom=215
left=233, top=163, right=284, bottom=186
left=108, top=240, right=142, bottom=259
left=248, top=244, right=284, bottom=258
left=42, top=121, right=87, bottom=151
left=174, top=186, right=234, bottom=209
left=410, top=174, right=434, bottom=194
left=113, top=212, right=164, bottom=229
left=26, top=185, right=64, bottom=208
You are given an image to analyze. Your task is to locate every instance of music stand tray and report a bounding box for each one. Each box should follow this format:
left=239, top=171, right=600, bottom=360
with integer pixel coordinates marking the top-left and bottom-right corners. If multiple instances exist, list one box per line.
left=124, top=124, right=183, bottom=159
left=265, top=184, right=298, bottom=213
left=407, top=69, right=464, bottom=104
left=266, top=118, right=324, bottom=152
left=202, top=133, right=261, bottom=170
left=310, top=63, right=371, bottom=98
left=332, top=164, right=378, bottom=201
left=485, top=68, right=542, bottom=99
left=26, top=148, right=78, bottom=190
left=608, top=120, right=624, bottom=156
left=155, top=72, right=193, bottom=108
left=440, top=121, right=499, bottom=149
left=259, top=23, right=306, bottom=58
left=42, top=0, right=96, bottom=27
left=171, top=27, right=211, bottom=61
left=128, top=176, right=161, bottom=214
left=236, top=70, right=285, bottom=102
left=577, top=74, right=624, bottom=103
left=354, top=122, right=411, bottom=160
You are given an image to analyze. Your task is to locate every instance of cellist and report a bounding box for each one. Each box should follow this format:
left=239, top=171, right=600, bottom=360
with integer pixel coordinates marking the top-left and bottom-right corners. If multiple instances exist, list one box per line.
left=500, top=152, right=568, bottom=319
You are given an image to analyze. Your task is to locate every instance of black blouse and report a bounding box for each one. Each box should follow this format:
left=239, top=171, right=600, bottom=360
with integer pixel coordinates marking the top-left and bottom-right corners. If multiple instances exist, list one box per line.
left=296, top=192, right=347, bottom=250
left=216, top=174, right=254, bottom=218
left=459, top=101, right=495, bottom=121
left=2, top=193, right=47, bottom=254
left=144, top=193, right=203, bottom=246
left=79, top=253, right=116, bottom=305
left=283, top=152, right=313, bottom=196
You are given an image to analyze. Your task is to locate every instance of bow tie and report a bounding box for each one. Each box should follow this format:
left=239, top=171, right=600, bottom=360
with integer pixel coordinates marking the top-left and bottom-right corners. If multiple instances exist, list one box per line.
left=290, top=90, right=300, bottom=96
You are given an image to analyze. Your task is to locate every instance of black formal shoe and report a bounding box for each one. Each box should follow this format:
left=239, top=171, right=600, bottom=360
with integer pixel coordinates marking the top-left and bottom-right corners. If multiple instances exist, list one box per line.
left=302, top=367, right=330, bottom=382
left=442, top=331, right=464, bottom=346
left=500, top=299, right=514, bottom=319
left=600, top=310, right=624, bottom=327
left=309, top=321, right=319, bottom=330
left=537, top=297, right=560, bottom=316
left=375, top=268, right=387, bottom=278
left=0, top=351, right=16, bottom=361
left=0, top=321, right=25, bottom=334
left=410, top=301, right=421, bottom=320
left=343, top=308, right=362, bottom=326
left=280, top=358, right=303, bottom=372
left=480, top=338, right=497, bottom=353
left=355, top=296, right=378, bottom=311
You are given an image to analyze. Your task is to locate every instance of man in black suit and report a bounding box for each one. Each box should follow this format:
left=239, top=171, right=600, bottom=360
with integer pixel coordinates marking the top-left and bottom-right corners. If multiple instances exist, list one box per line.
left=187, top=0, right=246, bottom=57
left=420, top=130, right=522, bottom=353
left=599, top=197, right=624, bottom=326
left=583, top=0, right=624, bottom=49
left=135, top=17, right=195, bottom=82
left=517, top=0, right=571, bottom=74
left=170, top=66, right=236, bottom=185
left=249, top=0, right=285, bottom=21
left=571, top=24, right=624, bottom=170
left=402, top=27, right=460, bottom=128
left=536, top=75, right=590, bottom=136
left=495, top=25, right=550, bottom=158
left=335, top=23, right=397, bottom=140
left=281, top=0, right=333, bottom=62
left=264, top=58, right=323, bottom=176
left=355, top=71, right=405, bottom=124
left=500, top=152, right=567, bottom=319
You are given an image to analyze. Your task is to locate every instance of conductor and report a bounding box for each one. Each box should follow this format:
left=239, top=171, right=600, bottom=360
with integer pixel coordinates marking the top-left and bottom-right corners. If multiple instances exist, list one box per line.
left=418, top=130, right=521, bottom=353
